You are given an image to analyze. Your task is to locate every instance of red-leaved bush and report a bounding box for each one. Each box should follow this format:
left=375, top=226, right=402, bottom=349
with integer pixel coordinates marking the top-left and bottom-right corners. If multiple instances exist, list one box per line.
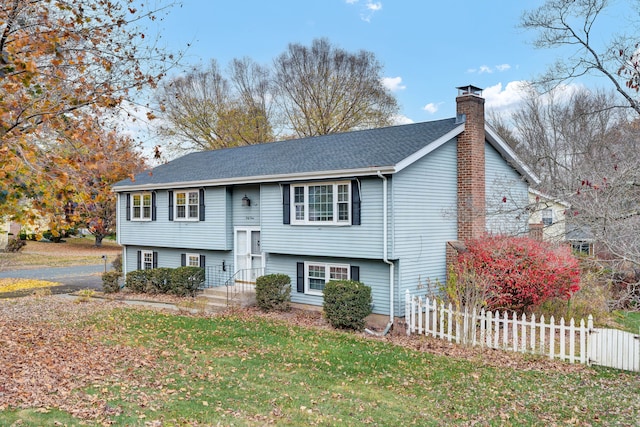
left=456, top=235, right=581, bottom=312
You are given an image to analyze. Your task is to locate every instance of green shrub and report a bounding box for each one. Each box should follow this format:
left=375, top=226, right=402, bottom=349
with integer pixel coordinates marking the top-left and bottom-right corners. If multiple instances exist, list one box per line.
left=125, top=270, right=150, bottom=293
left=111, top=254, right=122, bottom=272
left=323, top=280, right=372, bottom=331
left=255, top=274, right=291, bottom=312
left=102, top=271, right=122, bottom=293
left=5, top=237, right=26, bottom=253
left=148, top=268, right=173, bottom=294
left=170, top=267, right=205, bottom=297
left=124, top=267, right=204, bottom=296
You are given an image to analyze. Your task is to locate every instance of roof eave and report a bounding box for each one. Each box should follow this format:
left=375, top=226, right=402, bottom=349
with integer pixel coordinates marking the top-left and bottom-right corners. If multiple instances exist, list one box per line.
left=394, top=124, right=465, bottom=173
left=112, top=165, right=397, bottom=192
left=485, top=125, right=540, bottom=185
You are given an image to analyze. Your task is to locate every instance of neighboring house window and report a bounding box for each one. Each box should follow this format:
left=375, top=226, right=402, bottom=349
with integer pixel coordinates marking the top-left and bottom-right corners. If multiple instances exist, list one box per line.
left=291, top=182, right=351, bottom=225
left=571, top=241, right=593, bottom=256
left=304, top=262, right=350, bottom=295
left=138, top=250, right=157, bottom=270
left=542, top=209, right=553, bottom=226
left=175, top=190, right=199, bottom=220
left=132, top=193, right=152, bottom=221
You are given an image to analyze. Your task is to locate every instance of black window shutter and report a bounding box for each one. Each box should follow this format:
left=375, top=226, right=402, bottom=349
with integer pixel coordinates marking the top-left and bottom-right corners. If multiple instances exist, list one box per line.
left=126, top=194, right=131, bottom=221
left=296, top=262, right=304, bottom=293
left=151, top=192, right=157, bottom=221
left=199, top=188, right=205, bottom=221
left=137, top=250, right=141, bottom=270
left=351, top=180, right=361, bottom=225
left=152, top=252, right=158, bottom=269
left=350, top=266, right=360, bottom=282
left=200, top=255, right=206, bottom=268
left=181, top=253, right=186, bottom=267
left=283, top=184, right=290, bottom=224
left=168, top=191, right=174, bottom=221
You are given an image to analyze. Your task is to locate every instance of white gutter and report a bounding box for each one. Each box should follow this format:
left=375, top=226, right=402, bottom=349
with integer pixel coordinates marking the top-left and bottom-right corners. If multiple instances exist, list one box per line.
left=366, top=171, right=394, bottom=336
left=113, top=166, right=397, bottom=193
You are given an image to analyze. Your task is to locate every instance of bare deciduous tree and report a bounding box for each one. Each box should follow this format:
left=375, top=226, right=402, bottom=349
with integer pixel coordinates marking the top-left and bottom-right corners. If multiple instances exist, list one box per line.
left=273, top=38, right=399, bottom=137
left=492, top=86, right=640, bottom=308
left=155, top=60, right=275, bottom=153
left=521, top=0, right=640, bottom=116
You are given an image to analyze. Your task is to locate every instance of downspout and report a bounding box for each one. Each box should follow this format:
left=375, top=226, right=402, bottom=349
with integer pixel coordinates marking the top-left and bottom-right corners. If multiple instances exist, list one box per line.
left=116, top=193, right=127, bottom=286
left=366, top=171, right=394, bottom=336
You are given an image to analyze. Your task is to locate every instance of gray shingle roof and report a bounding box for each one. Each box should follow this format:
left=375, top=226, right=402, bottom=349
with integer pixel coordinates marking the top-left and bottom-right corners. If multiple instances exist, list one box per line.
left=114, top=118, right=462, bottom=189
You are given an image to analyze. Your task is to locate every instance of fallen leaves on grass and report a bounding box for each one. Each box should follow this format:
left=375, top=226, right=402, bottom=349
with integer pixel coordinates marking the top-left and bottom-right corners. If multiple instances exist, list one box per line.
left=0, top=296, right=157, bottom=420
left=0, top=278, right=60, bottom=293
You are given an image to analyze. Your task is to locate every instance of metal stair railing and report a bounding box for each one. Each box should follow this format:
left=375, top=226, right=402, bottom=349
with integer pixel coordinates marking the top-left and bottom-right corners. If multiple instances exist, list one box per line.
left=224, top=267, right=264, bottom=305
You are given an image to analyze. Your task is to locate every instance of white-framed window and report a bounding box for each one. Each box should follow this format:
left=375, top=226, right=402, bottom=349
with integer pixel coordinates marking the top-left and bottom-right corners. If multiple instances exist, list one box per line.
left=186, top=253, right=200, bottom=267
left=291, top=182, right=351, bottom=225
left=175, top=190, right=199, bottom=221
left=132, top=193, right=152, bottom=221
left=305, top=262, right=349, bottom=295
left=141, top=250, right=154, bottom=270
left=542, top=208, right=553, bottom=226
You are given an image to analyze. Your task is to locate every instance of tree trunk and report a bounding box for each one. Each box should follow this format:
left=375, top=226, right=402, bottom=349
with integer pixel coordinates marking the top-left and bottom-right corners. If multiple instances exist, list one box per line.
left=94, top=234, right=104, bottom=247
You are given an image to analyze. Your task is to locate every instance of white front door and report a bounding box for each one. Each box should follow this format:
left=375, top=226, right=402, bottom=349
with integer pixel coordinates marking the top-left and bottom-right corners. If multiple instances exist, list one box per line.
left=234, top=227, right=263, bottom=284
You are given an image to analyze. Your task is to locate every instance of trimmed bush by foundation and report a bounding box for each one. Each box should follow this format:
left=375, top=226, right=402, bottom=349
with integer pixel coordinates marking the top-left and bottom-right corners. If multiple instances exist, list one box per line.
left=323, top=280, right=372, bottom=331
left=256, top=274, right=291, bottom=312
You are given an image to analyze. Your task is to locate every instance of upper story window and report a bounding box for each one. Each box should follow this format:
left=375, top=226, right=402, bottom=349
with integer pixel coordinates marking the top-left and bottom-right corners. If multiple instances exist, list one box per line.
left=542, top=208, right=553, bottom=226
left=132, top=193, right=152, bottom=221
left=291, top=182, right=351, bottom=225
left=175, top=190, right=200, bottom=221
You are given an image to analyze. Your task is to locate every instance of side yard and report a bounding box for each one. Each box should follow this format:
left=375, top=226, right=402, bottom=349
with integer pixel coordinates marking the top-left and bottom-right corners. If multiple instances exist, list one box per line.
left=0, top=237, right=121, bottom=270
left=0, top=296, right=638, bottom=426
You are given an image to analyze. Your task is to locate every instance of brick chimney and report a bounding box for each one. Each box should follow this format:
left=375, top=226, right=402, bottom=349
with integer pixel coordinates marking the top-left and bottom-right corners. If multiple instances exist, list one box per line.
left=456, top=85, right=486, bottom=241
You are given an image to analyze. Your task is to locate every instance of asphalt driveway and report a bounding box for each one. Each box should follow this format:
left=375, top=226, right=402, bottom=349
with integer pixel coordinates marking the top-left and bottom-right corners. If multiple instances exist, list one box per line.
left=0, top=264, right=107, bottom=298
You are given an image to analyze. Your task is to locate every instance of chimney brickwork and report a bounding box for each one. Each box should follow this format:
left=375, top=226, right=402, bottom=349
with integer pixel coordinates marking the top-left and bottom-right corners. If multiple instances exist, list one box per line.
left=456, top=88, right=486, bottom=242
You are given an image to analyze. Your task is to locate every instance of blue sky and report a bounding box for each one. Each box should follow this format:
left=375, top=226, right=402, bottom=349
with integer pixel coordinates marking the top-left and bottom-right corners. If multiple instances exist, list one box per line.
left=141, top=0, right=622, bottom=129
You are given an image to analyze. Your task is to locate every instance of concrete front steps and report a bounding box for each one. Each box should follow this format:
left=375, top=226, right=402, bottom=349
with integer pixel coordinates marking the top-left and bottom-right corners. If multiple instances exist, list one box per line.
left=198, top=286, right=256, bottom=312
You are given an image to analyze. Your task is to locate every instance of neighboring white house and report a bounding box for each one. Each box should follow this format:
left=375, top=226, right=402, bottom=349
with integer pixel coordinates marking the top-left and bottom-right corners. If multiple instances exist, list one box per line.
left=528, top=188, right=570, bottom=242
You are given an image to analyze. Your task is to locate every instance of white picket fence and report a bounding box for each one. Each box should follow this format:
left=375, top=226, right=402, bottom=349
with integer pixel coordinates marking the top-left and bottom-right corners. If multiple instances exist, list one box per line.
left=405, top=290, right=593, bottom=364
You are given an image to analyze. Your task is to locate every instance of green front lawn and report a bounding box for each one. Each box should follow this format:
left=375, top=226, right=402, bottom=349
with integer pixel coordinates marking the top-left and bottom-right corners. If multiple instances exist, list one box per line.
left=1, top=302, right=639, bottom=426
left=613, top=310, right=640, bottom=333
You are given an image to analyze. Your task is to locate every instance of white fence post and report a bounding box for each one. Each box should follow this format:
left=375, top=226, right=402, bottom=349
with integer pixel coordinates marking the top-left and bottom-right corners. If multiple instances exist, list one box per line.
left=402, top=292, right=606, bottom=369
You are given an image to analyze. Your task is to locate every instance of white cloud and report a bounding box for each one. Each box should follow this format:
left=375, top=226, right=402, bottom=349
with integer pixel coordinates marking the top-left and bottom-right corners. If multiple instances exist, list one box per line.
left=468, top=64, right=512, bottom=74
left=393, top=114, right=414, bottom=125
left=483, top=81, right=529, bottom=111
left=484, top=80, right=585, bottom=114
left=422, top=103, right=439, bottom=114
left=366, top=1, right=382, bottom=11
left=347, top=0, right=382, bottom=22
left=381, top=76, right=406, bottom=92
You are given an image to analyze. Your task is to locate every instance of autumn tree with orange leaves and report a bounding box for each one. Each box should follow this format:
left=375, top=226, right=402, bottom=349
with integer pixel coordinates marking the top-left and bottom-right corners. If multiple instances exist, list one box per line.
left=0, top=0, right=175, bottom=242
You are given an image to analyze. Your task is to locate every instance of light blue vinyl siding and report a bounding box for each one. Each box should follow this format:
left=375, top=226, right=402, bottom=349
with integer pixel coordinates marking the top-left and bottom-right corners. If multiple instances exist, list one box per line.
left=260, top=179, right=385, bottom=259
left=232, top=185, right=260, bottom=227
left=123, top=245, right=231, bottom=274
left=485, top=143, right=529, bottom=235
left=265, top=253, right=393, bottom=316
left=118, top=188, right=231, bottom=250
left=392, top=140, right=458, bottom=303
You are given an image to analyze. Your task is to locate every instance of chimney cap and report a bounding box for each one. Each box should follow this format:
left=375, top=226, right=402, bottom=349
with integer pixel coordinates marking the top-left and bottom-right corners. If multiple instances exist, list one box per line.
left=456, top=85, right=483, bottom=97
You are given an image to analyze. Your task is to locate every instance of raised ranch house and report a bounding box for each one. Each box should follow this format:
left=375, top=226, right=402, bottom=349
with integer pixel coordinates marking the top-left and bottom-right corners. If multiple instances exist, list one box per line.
left=113, top=86, right=538, bottom=326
